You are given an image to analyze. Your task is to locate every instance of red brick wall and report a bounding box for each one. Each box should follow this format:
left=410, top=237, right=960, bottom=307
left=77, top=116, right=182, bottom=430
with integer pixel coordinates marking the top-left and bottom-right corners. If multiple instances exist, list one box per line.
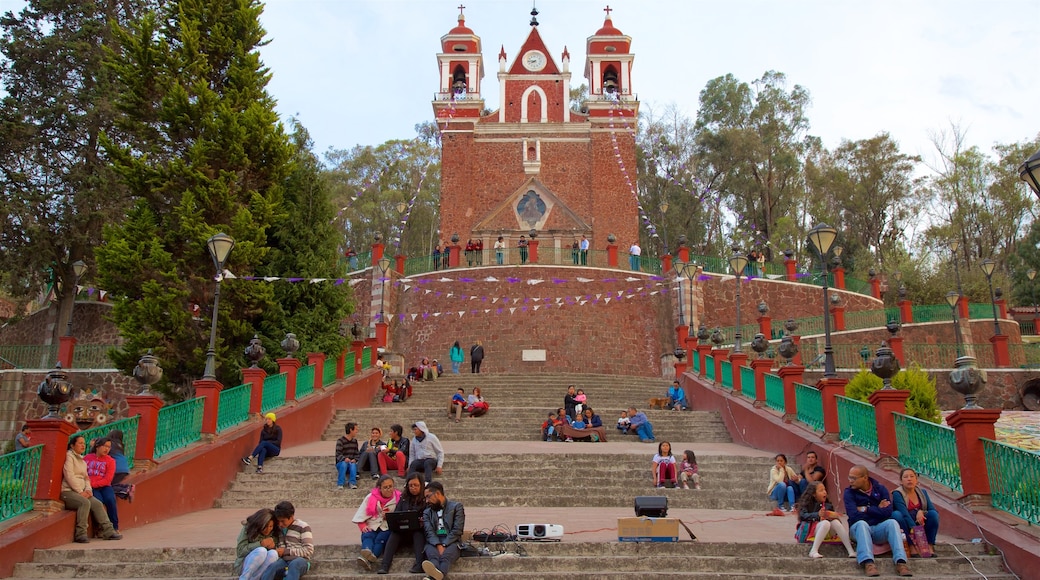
left=0, top=302, right=120, bottom=346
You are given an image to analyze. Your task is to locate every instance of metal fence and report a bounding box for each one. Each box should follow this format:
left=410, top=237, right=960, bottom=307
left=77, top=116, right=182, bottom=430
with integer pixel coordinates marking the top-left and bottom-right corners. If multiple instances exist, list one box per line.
left=836, top=396, right=878, bottom=454
left=0, top=445, right=42, bottom=523
left=893, top=413, right=960, bottom=491
left=71, top=416, right=140, bottom=470
left=217, top=382, right=252, bottom=433
left=154, top=397, right=204, bottom=459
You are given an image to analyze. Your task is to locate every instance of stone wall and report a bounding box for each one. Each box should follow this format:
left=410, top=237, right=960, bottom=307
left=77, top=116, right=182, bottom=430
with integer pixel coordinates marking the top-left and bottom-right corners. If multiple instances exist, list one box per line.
left=0, top=302, right=120, bottom=346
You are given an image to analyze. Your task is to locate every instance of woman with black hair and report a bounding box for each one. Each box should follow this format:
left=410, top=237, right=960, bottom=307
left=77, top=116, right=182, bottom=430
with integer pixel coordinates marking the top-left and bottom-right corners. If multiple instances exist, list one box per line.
left=234, top=508, right=282, bottom=580
left=376, top=473, right=428, bottom=575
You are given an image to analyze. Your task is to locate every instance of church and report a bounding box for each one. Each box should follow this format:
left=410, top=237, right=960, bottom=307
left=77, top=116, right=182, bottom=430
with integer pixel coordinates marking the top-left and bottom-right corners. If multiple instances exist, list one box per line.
left=433, top=5, right=640, bottom=260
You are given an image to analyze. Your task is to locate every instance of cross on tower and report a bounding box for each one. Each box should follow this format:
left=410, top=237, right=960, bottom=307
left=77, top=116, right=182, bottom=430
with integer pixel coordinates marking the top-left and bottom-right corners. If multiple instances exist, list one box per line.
left=458, top=4, right=465, bottom=16
left=603, top=5, right=612, bottom=18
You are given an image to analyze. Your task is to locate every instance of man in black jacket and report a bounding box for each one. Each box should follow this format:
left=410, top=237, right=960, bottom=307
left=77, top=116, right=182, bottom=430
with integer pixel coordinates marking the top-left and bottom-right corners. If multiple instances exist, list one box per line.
left=421, top=481, right=465, bottom=580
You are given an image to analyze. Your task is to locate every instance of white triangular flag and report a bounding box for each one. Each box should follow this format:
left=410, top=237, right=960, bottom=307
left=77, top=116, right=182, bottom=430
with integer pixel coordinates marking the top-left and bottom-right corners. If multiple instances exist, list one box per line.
left=264, top=277, right=279, bottom=282
left=509, top=307, right=516, bottom=314
left=425, top=289, right=432, bottom=294
left=403, top=285, right=412, bottom=292
left=484, top=277, right=499, bottom=282
left=433, top=312, right=441, bottom=317
left=411, top=314, right=418, bottom=320
left=596, top=293, right=602, bottom=299
left=308, top=278, right=324, bottom=284
left=533, top=305, right=540, bottom=310
left=439, top=278, right=453, bottom=282
left=604, top=297, right=611, bottom=304
left=527, top=279, right=544, bottom=285
left=577, top=277, right=594, bottom=282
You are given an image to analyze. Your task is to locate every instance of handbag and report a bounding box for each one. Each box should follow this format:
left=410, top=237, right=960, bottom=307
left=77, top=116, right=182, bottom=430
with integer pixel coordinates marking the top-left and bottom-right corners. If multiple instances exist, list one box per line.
left=909, top=525, right=932, bottom=558
left=794, top=520, right=817, bottom=543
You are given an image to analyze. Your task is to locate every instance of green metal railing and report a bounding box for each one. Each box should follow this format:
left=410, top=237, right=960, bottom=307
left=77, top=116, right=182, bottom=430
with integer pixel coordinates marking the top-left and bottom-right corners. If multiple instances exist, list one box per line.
left=720, top=360, right=733, bottom=390
left=0, top=444, right=42, bottom=522
left=296, top=364, right=316, bottom=399
left=692, top=351, right=700, bottom=374
left=836, top=396, right=879, bottom=454
left=740, top=365, right=756, bottom=400
left=154, top=397, right=204, bottom=459
left=217, top=382, right=252, bottom=433
left=794, top=383, right=824, bottom=432
left=71, top=416, right=140, bottom=470
left=1020, top=320, right=1036, bottom=336
left=404, top=255, right=437, bottom=276
left=360, top=347, right=372, bottom=370
left=69, top=344, right=119, bottom=369
left=341, top=250, right=373, bottom=274
left=982, top=438, right=1040, bottom=525
left=322, top=359, right=337, bottom=386
left=705, top=355, right=715, bottom=382
left=764, top=373, right=784, bottom=412
left=262, top=373, right=288, bottom=413
left=0, top=344, right=57, bottom=369
left=893, top=413, right=961, bottom=491
left=968, top=303, right=991, bottom=319
left=344, top=352, right=356, bottom=377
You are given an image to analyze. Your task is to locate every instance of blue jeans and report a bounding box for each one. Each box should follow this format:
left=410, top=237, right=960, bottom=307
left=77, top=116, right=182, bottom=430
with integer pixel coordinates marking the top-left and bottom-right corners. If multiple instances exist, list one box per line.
left=408, top=458, right=438, bottom=483
left=336, top=460, right=357, bottom=486
left=630, top=255, right=639, bottom=270
left=892, top=509, right=940, bottom=546
left=361, top=529, right=392, bottom=557
left=424, top=543, right=461, bottom=578
left=92, top=485, right=118, bottom=530
left=451, top=360, right=460, bottom=373
left=261, top=557, right=309, bottom=580
left=240, top=547, right=280, bottom=580
left=251, top=441, right=280, bottom=467
left=496, top=251, right=503, bottom=265
left=634, top=422, right=654, bottom=441
left=769, top=482, right=795, bottom=509
left=850, top=518, right=907, bottom=565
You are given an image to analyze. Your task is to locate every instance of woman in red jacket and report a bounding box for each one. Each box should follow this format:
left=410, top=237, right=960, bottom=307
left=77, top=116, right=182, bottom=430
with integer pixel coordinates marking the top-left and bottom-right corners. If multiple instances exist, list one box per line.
left=84, top=436, right=119, bottom=531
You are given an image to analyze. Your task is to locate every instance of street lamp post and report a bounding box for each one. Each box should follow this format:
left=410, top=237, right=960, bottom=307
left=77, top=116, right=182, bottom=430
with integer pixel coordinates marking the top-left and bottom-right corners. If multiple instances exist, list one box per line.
left=674, top=260, right=686, bottom=326
left=1020, top=147, right=1040, bottom=200
left=806, top=223, right=839, bottom=378
left=981, top=258, right=1001, bottom=335
left=658, top=201, right=669, bottom=256
left=946, top=291, right=964, bottom=358
left=377, top=256, right=392, bottom=322
left=682, top=261, right=697, bottom=337
left=203, top=233, right=235, bottom=380
left=1029, top=269, right=1038, bottom=331
left=64, top=260, right=88, bottom=337
left=729, top=251, right=748, bottom=352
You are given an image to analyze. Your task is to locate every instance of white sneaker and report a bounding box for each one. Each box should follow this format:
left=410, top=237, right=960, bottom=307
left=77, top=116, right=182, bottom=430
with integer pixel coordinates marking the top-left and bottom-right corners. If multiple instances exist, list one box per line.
left=422, top=560, right=444, bottom=580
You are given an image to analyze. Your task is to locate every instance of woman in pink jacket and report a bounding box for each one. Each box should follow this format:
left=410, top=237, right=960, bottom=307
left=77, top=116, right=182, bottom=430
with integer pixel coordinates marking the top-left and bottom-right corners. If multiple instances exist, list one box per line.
left=84, top=436, right=119, bottom=531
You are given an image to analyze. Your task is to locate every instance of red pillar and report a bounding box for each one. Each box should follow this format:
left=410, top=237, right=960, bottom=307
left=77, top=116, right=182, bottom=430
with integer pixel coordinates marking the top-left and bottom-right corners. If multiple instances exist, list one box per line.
left=448, top=244, right=461, bottom=268
left=870, top=278, right=882, bottom=300
left=946, top=409, right=1001, bottom=499
left=831, top=305, right=846, bottom=331
left=607, top=244, right=619, bottom=268
left=57, top=335, right=77, bottom=369
left=684, top=335, right=697, bottom=373
left=277, top=358, right=300, bottom=402
left=375, top=321, right=388, bottom=349
left=791, top=335, right=803, bottom=366
left=307, top=352, right=326, bottom=391
left=675, top=325, right=689, bottom=348
left=818, top=377, right=849, bottom=440
left=336, top=349, right=347, bottom=380
left=353, top=340, right=365, bottom=372
left=371, top=243, right=384, bottom=267
left=784, top=257, right=798, bottom=282
left=674, top=360, right=687, bottom=378
left=757, top=315, right=772, bottom=338
left=528, top=240, right=540, bottom=263
left=899, top=299, right=913, bottom=324
left=868, top=389, right=910, bottom=461
left=193, top=378, right=223, bottom=435
left=729, top=352, right=748, bottom=397
left=958, top=296, right=969, bottom=320
left=833, top=266, right=846, bottom=290
left=996, top=298, right=1007, bottom=320
left=696, top=345, right=712, bottom=378
left=887, top=336, right=905, bottom=366
left=661, top=255, right=672, bottom=275
left=778, top=365, right=804, bottom=422
left=676, top=246, right=689, bottom=263
left=126, top=395, right=164, bottom=464
left=751, top=359, right=773, bottom=408
left=242, top=367, right=268, bottom=415
left=394, top=254, right=405, bottom=275
left=1033, top=317, right=1040, bottom=336
left=990, top=334, right=1010, bottom=368
left=26, top=418, right=77, bottom=504
left=711, top=348, right=729, bottom=385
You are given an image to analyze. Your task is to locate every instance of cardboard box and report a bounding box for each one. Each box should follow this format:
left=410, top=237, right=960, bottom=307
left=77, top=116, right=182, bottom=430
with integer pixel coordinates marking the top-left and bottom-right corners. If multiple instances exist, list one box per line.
left=617, top=517, right=679, bottom=542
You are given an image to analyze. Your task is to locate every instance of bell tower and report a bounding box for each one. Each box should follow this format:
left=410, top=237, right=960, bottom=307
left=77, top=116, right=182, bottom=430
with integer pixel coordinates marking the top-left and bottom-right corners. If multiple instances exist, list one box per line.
left=433, top=6, right=485, bottom=120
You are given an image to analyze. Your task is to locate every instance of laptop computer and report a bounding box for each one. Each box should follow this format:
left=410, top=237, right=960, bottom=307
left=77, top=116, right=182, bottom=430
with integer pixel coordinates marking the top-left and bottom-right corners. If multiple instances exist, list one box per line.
left=386, top=510, right=422, bottom=533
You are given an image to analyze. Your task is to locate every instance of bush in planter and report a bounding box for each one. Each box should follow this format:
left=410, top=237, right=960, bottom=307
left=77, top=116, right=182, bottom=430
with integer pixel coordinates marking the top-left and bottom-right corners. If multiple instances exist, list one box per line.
left=844, top=363, right=941, bottom=423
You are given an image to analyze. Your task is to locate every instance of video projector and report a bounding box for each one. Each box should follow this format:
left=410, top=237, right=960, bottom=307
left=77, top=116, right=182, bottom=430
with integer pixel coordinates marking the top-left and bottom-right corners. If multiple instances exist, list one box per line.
left=516, top=523, right=564, bottom=541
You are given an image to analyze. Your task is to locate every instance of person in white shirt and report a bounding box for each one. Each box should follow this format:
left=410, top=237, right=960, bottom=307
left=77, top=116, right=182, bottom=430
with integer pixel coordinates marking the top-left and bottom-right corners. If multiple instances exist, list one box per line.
left=494, top=236, right=505, bottom=265
left=579, top=235, right=589, bottom=265
left=629, top=242, right=641, bottom=271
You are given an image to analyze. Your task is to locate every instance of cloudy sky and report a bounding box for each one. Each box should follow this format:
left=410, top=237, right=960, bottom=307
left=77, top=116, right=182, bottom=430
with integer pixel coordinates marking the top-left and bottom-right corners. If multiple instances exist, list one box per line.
left=252, top=0, right=1038, bottom=166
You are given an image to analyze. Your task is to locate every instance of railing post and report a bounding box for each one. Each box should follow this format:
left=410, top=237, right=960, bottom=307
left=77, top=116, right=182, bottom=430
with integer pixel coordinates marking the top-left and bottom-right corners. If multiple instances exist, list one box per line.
left=729, top=352, right=748, bottom=397
left=831, top=305, right=846, bottom=331
left=750, top=359, right=773, bottom=408
left=528, top=239, right=540, bottom=263
left=448, top=244, right=461, bottom=268
left=777, top=365, right=804, bottom=422
left=833, top=266, right=846, bottom=290
left=375, top=322, right=389, bottom=349
left=26, top=418, right=77, bottom=507
left=684, top=336, right=698, bottom=372
left=674, top=359, right=687, bottom=378
left=394, top=254, right=405, bottom=275
left=126, top=395, right=164, bottom=464
left=353, top=340, right=365, bottom=372
left=784, top=256, right=798, bottom=282
left=242, top=367, right=268, bottom=415
left=371, top=242, right=384, bottom=267
left=277, top=358, right=300, bottom=402
left=676, top=246, right=689, bottom=263
left=661, top=254, right=672, bottom=275
left=696, top=345, right=712, bottom=378
left=193, top=378, right=223, bottom=436
left=757, top=315, right=772, bottom=338
left=887, top=335, right=905, bottom=366
left=870, top=277, right=882, bottom=300
left=336, top=348, right=347, bottom=380
left=57, top=335, right=77, bottom=369
left=868, top=390, right=910, bottom=466
left=946, top=408, right=1001, bottom=504
left=995, top=297, right=1007, bottom=320
left=675, top=325, right=688, bottom=349
left=990, top=335, right=1010, bottom=368
left=899, top=299, right=913, bottom=323
left=791, top=335, right=803, bottom=366
left=306, top=352, right=326, bottom=391
left=710, top=348, right=729, bottom=385
left=818, top=377, right=848, bottom=441
left=607, top=243, right=618, bottom=268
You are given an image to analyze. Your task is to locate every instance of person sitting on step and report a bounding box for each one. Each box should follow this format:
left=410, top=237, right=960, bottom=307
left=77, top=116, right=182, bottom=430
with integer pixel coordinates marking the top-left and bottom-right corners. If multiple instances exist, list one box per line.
left=242, top=413, right=282, bottom=474
left=617, top=410, right=631, bottom=435
left=449, top=388, right=466, bottom=423
left=420, top=357, right=436, bottom=381
left=796, top=481, right=856, bottom=559
left=235, top=507, right=282, bottom=580
left=652, top=441, right=677, bottom=488
left=844, top=465, right=912, bottom=577
left=352, top=475, right=399, bottom=571
left=627, top=407, right=655, bottom=442
left=335, top=422, right=361, bottom=489
left=678, top=450, right=701, bottom=489
left=376, top=473, right=428, bottom=575
left=377, top=424, right=411, bottom=477
left=767, top=453, right=801, bottom=512
left=421, top=481, right=466, bottom=580
left=466, top=387, right=489, bottom=417
left=84, top=437, right=119, bottom=532
left=563, top=385, right=578, bottom=421
left=890, top=467, right=940, bottom=556
left=61, top=435, right=121, bottom=543
left=407, top=421, right=444, bottom=483
left=358, top=427, right=386, bottom=480
left=667, top=380, right=689, bottom=411
left=541, top=412, right=557, bottom=442
left=261, top=501, right=313, bottom=580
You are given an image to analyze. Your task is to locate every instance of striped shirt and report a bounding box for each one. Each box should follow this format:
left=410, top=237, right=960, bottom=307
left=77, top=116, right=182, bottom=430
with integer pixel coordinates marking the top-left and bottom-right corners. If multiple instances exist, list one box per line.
left=280, top=517, right=314, bottom=561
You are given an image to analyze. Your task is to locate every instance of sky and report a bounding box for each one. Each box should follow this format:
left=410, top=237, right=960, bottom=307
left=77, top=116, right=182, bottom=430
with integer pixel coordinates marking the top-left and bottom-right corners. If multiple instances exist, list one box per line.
left=252, top=0, right=1040, bottom=166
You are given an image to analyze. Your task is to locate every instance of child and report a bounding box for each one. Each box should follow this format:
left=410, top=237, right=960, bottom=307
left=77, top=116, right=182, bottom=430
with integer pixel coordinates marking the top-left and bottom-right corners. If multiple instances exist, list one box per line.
left=679, top=449, right=701, bottom=490
left=574, top=389, right=587, bottom=415
left=652, top=441, right=677, bottom=488
left=571, top=413, right=587, bottom=430
left=617, top=410, right=631, bottom=435
left=541, top=412, right=556, bottom=442
left=449, top=388, right=466, bottom=422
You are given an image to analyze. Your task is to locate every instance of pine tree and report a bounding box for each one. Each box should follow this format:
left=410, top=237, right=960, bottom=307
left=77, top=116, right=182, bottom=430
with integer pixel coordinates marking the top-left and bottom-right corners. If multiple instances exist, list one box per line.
left=97, top=0, right=294, bottom=397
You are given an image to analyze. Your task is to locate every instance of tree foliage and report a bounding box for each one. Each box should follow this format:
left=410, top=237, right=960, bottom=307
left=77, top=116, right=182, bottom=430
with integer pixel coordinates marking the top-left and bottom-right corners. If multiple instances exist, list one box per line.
left=844, top=364, right=941, bottom=423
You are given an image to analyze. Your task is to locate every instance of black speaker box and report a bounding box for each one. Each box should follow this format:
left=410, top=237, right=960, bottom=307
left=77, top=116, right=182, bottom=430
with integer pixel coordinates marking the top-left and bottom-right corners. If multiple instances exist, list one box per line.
left=634, top=495, right=668, bottom=517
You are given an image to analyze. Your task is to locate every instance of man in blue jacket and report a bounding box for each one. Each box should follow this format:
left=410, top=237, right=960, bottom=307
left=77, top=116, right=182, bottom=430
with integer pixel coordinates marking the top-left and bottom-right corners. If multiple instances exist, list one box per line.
left=667, top=380, right=689, bottom=411
left=843, top=465, right=912, bottom=577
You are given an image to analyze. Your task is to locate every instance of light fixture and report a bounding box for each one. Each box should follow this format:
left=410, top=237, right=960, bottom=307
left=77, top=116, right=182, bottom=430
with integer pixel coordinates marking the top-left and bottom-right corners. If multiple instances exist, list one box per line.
left=806, top=223, right=837, bottom=258
left=806, top=224, right=839, bottom=378
left=946, top=290, right=963, bottom=359
left=203, top=233, right=235, bottom=380
left=980, top=258, right=1000, bottom=336
left=1020, top=147, right=1040, bottom=198
left=396, top=201, right=408, bottom=214
left=65, top=260, right=89, bottom=337
left=674, top=260, right=686, bottom=326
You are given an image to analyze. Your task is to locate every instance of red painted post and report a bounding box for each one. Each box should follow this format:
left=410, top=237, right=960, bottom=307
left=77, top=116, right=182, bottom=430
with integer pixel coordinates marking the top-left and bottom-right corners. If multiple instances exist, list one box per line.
left=946, top=408, right=1001, bottom=499
left=791, top=335, right=803, bottom=366
left=887, top=336, right=905, bottom=366
left=336, top=349, right=347, bottom=380
left=784, top=256, right=798, bottom=282
left=870, top=277, right=882, bottom=300
left=661, top=255, right=672, bottom=276
left=990, top=335, right=1010, bottom=368
left=899, top=299, right=913, bottom=324
left=306, top=352, right=326, bottom=391
left=193, top=378, right=223, bottom=435
left=242, top=367, right=268, bottom=415
left=607, top=244, right=619, bottom=268
left=710, top=348, right=729, bottom=385
left=371, top=243, right=384, bottom=267
left=729, top=352, right=748, bottom=396
left=528, top=240, right=540, bottom=263
left=353, top=340, right=365, bottom=372
left=818, top=377, right=849, bottom=440
left=676, top=246, right=689, bottom=263
left=674, top=360, right=687, bottom=378
left=757, top=315, right=772, bottom=338
left=833, top=266, right=846, bottom=290
left=996, top=298, right=1007, bottom=320
left=57, top=336, right=77, bottom=369
left=375, top=322, right=388, bottom=349
left=1034, top=317, right=1040, bottom=336
left=675, top=325, right=689, bottom=349
left=126, top=395, right=164, bottom=464
left=448, top=244, right=461, bottom=268
left=394, top=254, right=405, bottom=275
left=868, top=389, right=910, bottom=461
left=277, top=358, right=301, bottom=402
left=750, top=358, right=773, bottom=408
left=26, top=418, right=78, bottom=504
left=778, top=365, right=804, bottom=422
left=831, top=305, right=846, bottom=331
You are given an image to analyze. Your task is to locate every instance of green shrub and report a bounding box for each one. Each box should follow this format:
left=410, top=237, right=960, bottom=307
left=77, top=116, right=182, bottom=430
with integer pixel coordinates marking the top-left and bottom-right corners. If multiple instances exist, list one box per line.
left=844, top=363, right=941, bottom=423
